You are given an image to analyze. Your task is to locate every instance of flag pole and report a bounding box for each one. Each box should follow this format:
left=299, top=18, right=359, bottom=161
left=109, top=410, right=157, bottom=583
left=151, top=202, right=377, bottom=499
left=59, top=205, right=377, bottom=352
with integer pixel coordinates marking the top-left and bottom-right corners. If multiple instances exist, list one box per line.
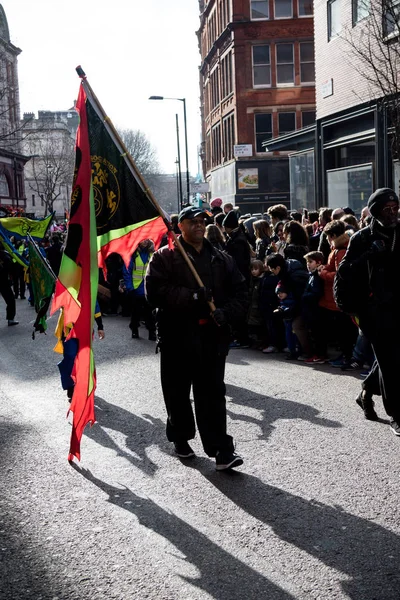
left=75, top=66, right=216, bottom=312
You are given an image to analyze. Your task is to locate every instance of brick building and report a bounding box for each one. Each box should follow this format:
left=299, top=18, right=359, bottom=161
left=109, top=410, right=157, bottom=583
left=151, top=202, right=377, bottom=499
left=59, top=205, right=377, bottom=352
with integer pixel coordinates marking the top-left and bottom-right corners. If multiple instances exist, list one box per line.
left=0, top=4, right=29, bottom=216
left=198, top=0, right=315, bottom=214
left=265, top=0, right=400, bottom=213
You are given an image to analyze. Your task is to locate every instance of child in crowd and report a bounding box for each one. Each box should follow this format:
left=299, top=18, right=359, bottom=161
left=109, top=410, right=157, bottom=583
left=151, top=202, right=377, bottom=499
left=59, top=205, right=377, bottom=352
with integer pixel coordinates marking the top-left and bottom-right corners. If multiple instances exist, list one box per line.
left=274, top=281, right=298, bottom=359
left=247, top=259, right=265, bottom=348
left=301, top=251, right=325, bottom=363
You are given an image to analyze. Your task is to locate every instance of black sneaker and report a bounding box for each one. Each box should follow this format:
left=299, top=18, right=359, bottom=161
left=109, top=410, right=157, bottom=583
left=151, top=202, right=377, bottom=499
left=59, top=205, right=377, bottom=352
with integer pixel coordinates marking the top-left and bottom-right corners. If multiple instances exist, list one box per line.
left=7, top=320, right=19, bottom=326
left=131, top=329, right=139, bottom=339
left=174, top=441, right=195, bottom=459
left=341, top=359, right=363, bottom=371
left=355, top=392, right=379, bottom=421
left=390, top=419, right=400, bottom=436
left=215, top=451, right=243, bottom=471
left=148, top=332, right=157, bottom=341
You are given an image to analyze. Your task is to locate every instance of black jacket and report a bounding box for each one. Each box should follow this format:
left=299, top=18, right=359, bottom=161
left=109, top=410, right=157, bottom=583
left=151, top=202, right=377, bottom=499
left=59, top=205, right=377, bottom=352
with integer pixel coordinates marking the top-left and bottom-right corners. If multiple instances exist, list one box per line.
left=335, top=220, right=400, bottom=315
left=145, top=237, right=248, bottom=344
left=225, top=226, right=251, bottom=284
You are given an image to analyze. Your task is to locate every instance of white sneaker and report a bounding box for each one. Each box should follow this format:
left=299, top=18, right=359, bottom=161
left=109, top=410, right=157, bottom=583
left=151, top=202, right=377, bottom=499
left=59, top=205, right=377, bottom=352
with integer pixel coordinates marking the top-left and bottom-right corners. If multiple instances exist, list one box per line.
left=262, top=346, right=277, bottom=354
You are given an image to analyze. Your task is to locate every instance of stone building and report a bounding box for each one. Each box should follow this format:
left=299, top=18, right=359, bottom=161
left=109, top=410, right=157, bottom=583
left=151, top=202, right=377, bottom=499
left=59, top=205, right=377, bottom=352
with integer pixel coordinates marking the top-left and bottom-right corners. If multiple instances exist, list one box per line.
left=0, top=4, right=29, bottom=216
left=22, top=108, right=78, bottom=218
left=198, top=0, right=315, bottom=214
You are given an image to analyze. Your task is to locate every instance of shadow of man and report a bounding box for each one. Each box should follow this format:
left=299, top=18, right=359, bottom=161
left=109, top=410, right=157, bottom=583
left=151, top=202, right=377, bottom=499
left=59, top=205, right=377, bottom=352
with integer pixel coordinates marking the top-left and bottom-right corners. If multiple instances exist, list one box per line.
left=83, top=396, right=167, bottom=476
left=202, top=469, right=400, bottom=600
left=73, top=465, right=296, bottom=600
left=226, top=383, right=342, bottom=440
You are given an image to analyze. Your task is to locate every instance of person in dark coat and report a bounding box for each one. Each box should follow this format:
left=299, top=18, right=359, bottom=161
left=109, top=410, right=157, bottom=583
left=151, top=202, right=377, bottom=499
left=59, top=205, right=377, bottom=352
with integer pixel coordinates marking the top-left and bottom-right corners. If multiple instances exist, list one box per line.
left=0, top=247, right=18, bottom=326
left=145, top=206, right=248, bottom=471
left=223, top=210, right=251, bottom=284
left=335, top=188, right=400, bottom=435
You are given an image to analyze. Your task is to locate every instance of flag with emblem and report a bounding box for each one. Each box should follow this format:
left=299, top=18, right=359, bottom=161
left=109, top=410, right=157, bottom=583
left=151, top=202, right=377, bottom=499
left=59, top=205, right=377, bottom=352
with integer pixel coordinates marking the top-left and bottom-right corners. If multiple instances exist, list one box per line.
left=51, top=74, right=167, bottom=462
left=28, top=238, right=56, bottom=335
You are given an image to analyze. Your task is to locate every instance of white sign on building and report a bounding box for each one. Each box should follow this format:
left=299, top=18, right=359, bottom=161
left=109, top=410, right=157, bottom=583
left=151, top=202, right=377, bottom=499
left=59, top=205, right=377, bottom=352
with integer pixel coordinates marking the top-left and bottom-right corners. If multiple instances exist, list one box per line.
left=191, top=182, right=210, bottom=193
left=321, top=79, right=333, bottom=99
left=234, top=144, right=253, bottom=158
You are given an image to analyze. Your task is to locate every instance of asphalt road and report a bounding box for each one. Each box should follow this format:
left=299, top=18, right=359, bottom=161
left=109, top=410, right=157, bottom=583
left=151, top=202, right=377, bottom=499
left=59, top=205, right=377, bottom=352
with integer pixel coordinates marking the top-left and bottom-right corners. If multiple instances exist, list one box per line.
left=1, top=299, right=400, bottom=600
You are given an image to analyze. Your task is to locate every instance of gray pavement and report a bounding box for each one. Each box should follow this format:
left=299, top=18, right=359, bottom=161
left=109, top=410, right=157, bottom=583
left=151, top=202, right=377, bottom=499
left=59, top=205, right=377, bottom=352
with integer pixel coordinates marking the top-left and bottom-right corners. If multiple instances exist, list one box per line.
left=1, top=298, right=400, bottom=600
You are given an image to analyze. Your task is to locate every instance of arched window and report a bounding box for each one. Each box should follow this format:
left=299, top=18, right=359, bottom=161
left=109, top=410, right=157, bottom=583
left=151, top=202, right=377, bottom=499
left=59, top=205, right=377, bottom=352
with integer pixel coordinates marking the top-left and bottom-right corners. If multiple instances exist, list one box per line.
left=0, top=173, right=10, bottom=196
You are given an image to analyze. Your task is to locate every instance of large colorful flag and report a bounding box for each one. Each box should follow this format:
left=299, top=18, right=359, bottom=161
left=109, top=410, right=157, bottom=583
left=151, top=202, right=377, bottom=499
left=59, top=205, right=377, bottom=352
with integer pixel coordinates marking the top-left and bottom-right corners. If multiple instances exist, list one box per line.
left=0, top=229, right=28, bottom=267
left=51, top=78, right=167, bottom=462
left=28, top=238, right=56, bottom=336
left=0, top=213, right=53, bottom=241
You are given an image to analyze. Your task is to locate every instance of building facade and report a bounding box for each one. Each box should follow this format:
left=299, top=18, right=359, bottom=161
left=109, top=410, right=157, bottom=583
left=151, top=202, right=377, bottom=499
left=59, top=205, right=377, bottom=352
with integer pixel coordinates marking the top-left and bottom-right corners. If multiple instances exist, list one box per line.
left=265, top=0, right=400, bottom=213
left=22, top=109, right=78, bottom=218
left=0, top=4, right=29, bottom=216
left=198, top=0, right=315, bottom=214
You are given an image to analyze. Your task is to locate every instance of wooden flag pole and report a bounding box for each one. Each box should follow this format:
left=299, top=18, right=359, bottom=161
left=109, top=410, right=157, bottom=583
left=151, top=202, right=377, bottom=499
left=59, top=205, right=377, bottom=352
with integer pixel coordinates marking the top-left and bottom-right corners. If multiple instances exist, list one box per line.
left=76, top=66, right=216, bottom=312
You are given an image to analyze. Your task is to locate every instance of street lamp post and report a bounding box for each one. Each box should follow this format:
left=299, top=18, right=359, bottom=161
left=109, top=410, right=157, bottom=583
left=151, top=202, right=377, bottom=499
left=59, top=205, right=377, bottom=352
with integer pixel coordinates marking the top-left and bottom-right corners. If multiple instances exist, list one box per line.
left=175, top=113, right=183, bottom=211
left=149, top=95, right=190, bottom=204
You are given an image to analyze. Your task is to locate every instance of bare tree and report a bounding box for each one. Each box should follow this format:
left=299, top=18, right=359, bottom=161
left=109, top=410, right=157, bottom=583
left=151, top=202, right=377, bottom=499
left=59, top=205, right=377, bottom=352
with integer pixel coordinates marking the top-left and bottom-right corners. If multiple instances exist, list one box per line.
left=118, top=128, right=161, bottom=175
left=25, top=130, right=75, bottom=215
left=343, top=0, right=400, bottom=159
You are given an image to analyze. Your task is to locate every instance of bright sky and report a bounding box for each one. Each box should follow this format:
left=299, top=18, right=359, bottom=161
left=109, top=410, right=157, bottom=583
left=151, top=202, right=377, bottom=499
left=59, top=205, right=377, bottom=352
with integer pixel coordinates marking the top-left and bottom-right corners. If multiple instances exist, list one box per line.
left=4, top=0, right=202, bottom=176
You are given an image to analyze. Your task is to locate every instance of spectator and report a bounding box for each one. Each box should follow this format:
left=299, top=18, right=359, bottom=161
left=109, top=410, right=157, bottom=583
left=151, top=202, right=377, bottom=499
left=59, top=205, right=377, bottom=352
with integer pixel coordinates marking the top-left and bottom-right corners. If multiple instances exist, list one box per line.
left=247, top=259, right=266, bottom=348
left=265, top=253, right=311, bottom=357
left=309, top=207, right=332, bottom=253
left=282, top=221, right=309, bottom=266
left=341, top=214, right=359, bottom=233
left=274, top=281, right=298, bottom=359
left=267, top=204, right=288, bottom=226
left=315, top=220, right=358, bottom=366
left=210, top=198, right=223, bottom=216
left=223, top=210, right=251, bottom=284
left=223, top=202, right=234, bottom=215
left=205, top=224, right=226, bottom=251
left=253, top=219, right=272, bottom=261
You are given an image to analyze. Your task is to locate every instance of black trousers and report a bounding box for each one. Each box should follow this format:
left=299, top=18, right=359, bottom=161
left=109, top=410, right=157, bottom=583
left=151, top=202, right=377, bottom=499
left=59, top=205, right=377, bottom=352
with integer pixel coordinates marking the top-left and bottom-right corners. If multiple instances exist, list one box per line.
left=0, top=279, right=16, bottom=320
left=12, top=265, right=25, bottom=299
left=160, top=324, right=234, bottom=457
left=359, top=308, right=400, bottom=420
left=129, top=293, right=155, bottom=335
left=313, top=307, right=358, bottom=359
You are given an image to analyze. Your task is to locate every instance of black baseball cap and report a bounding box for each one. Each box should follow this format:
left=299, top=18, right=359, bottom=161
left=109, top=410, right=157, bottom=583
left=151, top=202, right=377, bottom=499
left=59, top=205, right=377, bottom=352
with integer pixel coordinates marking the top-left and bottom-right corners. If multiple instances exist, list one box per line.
left=178, top=206, right=207, bottom=223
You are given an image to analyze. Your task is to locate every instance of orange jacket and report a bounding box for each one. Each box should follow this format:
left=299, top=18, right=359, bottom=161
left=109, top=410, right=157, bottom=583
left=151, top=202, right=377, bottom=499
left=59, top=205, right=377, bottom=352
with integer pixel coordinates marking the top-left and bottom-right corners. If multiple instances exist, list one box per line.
left=319, top=233, right=350, bottom=312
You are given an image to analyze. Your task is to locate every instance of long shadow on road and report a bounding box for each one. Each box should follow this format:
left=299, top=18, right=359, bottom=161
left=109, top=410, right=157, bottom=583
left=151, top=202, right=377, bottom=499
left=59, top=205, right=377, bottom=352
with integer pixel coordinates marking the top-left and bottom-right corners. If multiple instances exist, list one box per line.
left=83, top=396, right=167, bottom=477
left=72, top=465, right=296, bottom=600
left=226, top=383, right=342, bottom=440
left=201, top=468, right=400, bottom=600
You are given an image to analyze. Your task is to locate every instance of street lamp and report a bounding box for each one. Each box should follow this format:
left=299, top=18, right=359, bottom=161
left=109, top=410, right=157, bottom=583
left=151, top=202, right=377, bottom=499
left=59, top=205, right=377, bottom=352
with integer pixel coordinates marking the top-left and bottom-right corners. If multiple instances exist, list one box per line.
left=149, top=95, right=190, bottom=204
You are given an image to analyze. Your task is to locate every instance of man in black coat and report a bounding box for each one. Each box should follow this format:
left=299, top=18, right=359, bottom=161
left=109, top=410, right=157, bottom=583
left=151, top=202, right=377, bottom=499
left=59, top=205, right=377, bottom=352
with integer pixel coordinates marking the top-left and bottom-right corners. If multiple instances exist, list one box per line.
left=0, top=247, right=19, bottom=326
left=335, top=188, right=400, bottom=434
left=145, top=206, right=248, bottom=470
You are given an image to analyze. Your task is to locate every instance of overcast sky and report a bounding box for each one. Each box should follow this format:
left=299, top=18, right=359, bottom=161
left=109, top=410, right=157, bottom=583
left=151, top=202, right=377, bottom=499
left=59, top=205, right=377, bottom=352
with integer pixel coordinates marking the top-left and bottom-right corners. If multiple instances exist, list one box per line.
left=4, top=0, right=202, bottom=176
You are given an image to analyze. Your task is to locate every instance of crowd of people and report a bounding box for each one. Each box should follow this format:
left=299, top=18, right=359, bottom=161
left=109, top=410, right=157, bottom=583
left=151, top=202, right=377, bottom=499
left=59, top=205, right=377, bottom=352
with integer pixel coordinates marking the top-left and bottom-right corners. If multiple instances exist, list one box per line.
left=1, top=188, right=399, bottom=467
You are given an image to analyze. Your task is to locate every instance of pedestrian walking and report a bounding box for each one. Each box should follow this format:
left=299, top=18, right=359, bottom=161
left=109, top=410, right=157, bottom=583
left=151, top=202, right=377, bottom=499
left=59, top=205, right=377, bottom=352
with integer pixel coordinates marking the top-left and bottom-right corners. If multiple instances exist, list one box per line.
left=335, top=188, right=400, bottom=435
left=145, top=206, right=248, bottom=470
left=0, top=247, right=19, bottom=326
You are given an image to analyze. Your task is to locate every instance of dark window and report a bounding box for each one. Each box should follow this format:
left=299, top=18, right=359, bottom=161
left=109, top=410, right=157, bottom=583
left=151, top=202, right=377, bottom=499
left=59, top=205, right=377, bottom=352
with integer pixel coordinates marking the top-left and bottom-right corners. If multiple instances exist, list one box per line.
left=255, top=113, right=272, bottom=152
left=253, top=45, right=271, bottom=86
left=302, top=110, right=316, bottom=127
left=276, top=43, right=294, bottom=84
left=298, top=0, right=313, bottom=15
left=300, top=42, right=315, bottom=83
left=352, top=0, right=369, bottom=23
left=40, top=194, right=44, bottom=207
left=223, top=113, right=235, bottom=161
left=328, top=0, right=341, bottom=40
left=275, top=0, right=293, bottom=18
left=32, top=194, right=35, bottom=207
left=251, top=0, right=269, bottom=19
left=279, top=112, right=296, bottom=135
left=0, top=173, right=9, bottom=196
left=383, top=0, right=400, bottom=36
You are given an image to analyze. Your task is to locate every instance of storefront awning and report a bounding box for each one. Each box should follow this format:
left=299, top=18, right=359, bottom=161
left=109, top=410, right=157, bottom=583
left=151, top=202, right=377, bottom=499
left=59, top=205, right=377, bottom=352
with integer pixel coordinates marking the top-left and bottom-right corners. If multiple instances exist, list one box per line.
left=262, top=125, right=316, bottom=153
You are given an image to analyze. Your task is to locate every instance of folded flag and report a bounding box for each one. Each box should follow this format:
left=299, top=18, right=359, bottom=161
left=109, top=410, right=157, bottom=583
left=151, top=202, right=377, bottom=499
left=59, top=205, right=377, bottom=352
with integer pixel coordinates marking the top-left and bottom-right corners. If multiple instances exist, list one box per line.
left=0, top=213, right=53, bottom=241
left=28, top=238, right=56, bottom=336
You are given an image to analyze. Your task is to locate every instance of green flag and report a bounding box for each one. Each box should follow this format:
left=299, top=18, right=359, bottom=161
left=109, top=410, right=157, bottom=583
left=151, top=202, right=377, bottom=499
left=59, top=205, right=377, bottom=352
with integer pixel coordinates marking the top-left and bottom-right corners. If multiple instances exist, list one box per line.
left=28, top=239, right=56, bottom=335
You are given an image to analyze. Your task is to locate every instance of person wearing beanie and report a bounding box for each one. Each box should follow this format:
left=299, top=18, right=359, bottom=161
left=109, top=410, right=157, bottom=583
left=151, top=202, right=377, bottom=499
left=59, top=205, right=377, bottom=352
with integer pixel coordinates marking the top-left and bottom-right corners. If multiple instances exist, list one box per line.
left=210, top=198, right=223, bottom=216
left=335, top=188, right=400, bottom=433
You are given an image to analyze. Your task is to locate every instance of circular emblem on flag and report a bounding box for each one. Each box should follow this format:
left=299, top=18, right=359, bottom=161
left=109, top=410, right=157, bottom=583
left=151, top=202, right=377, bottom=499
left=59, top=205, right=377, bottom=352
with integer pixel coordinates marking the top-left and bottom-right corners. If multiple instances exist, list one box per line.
left=91, top=156, right=120, bottom=229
